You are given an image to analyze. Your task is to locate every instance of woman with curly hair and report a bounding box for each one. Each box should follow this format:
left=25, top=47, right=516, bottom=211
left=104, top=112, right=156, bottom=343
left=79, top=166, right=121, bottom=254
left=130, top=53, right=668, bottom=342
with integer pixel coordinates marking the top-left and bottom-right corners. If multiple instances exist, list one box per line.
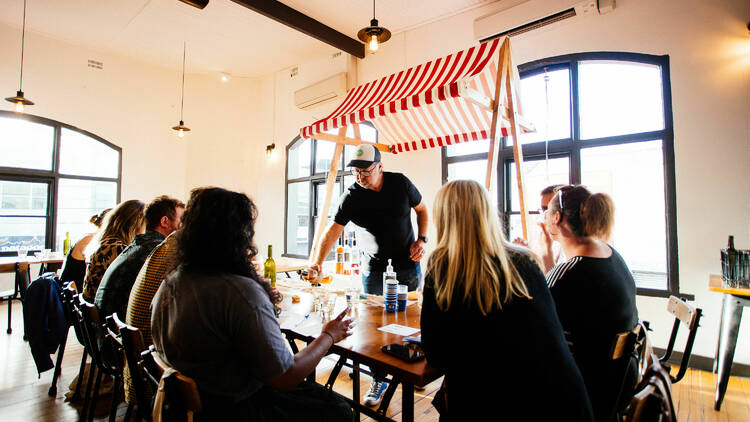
left=151, top=187, right=353, bottom=421
left=82, top=200, right=144, bottom=300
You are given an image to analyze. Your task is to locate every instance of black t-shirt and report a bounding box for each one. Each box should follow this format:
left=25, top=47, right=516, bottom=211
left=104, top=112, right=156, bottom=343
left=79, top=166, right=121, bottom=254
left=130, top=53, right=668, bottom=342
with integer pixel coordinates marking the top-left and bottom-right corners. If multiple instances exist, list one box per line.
left=546, top=246, right=638, bottom=421
left=334, top=171, right=422, bottom=272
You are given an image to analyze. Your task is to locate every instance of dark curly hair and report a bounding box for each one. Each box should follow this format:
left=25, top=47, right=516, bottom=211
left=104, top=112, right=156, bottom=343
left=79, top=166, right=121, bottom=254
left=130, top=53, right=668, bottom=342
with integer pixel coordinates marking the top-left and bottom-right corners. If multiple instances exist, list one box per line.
left=177, top=187, right=259, bottom=280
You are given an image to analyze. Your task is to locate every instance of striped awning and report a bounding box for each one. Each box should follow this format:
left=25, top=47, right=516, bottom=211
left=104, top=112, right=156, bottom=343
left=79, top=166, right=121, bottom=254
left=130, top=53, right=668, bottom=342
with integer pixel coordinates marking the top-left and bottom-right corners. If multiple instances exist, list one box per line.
left=300, top=38, right=522, bottom=153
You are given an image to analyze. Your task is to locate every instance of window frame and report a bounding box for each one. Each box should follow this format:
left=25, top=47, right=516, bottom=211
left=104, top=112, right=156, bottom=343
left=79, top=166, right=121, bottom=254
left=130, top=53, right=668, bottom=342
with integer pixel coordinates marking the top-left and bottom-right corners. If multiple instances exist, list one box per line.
left=0, top=111, right=122, bottom=251
left=283, top=122, right=377, bottom=258
left=441, top=52, right=685, bottom=299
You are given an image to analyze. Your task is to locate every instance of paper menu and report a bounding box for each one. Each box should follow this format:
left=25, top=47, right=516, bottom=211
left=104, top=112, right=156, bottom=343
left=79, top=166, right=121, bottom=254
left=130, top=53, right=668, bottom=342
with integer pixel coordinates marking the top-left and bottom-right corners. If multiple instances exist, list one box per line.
left=377, top=324, right=420, bottom=336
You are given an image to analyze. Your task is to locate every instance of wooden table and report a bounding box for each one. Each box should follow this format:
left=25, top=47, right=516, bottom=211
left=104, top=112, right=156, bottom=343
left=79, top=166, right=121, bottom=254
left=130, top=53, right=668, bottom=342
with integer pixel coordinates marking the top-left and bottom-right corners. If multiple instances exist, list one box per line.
left=1, top=254, right=65, bottom=333
left=709, top=274, right=750, bottom=410
left=277, top=283, right=441, bottom=422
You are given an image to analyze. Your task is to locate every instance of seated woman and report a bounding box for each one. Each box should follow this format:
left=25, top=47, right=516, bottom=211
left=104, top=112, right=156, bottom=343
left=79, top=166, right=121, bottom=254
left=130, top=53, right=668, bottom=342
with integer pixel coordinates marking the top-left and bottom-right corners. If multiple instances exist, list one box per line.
left=82, top=200, right=145, bottom=301
left=420, top=180, right=593, bottom=421
left=543, top=185, right=638, bottom=422
left=151, top=187, right=353, bottom=421
left=60, top=208, right=110, bottom=291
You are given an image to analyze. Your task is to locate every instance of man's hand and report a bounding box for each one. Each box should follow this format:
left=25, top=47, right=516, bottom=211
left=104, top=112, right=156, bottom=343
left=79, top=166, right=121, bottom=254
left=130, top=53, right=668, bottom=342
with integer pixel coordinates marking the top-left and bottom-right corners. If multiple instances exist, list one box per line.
left=409, top=239, right=426, bottom=262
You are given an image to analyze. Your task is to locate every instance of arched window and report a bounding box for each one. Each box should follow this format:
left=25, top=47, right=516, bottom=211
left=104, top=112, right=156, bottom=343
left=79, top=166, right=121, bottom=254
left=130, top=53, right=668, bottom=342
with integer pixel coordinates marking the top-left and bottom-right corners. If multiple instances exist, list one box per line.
left=443, top=52, right=681, bottom=298
left=0, top=111, right=121, bottom=253
left=284, top=122, right=378, bottom=257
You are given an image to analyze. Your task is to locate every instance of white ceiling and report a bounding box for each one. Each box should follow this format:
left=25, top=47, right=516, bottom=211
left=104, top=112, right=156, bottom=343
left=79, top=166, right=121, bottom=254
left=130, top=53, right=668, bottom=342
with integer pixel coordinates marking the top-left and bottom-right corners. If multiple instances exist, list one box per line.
left=0, top=0, right=497, bottom=78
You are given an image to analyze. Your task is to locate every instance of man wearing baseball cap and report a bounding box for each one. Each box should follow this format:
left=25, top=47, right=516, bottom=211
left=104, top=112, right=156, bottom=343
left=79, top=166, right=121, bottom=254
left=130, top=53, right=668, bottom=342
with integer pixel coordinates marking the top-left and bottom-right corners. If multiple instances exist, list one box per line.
left=307, top=143, right=429, bottom=405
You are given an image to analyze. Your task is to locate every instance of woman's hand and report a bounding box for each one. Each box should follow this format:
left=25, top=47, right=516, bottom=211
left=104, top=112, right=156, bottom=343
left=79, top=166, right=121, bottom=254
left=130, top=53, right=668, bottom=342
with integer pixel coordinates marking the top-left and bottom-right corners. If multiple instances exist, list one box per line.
left=321, top=307, right=354, bottom=343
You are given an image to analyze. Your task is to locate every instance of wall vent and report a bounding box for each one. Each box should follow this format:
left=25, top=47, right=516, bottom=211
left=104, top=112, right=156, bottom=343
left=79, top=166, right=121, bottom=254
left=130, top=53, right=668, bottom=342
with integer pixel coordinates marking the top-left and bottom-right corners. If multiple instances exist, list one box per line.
left=87, top=59, right=103, bottom=70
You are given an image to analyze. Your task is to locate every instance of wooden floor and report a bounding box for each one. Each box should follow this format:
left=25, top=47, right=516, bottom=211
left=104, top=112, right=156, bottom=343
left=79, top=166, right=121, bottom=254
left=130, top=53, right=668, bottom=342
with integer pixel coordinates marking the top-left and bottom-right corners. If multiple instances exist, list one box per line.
left=1, top=301, right=749, bottom=421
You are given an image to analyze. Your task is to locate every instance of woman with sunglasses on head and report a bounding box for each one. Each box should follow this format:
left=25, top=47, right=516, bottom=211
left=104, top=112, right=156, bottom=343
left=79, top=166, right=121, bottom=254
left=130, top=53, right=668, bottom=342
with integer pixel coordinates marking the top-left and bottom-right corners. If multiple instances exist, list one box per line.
left=543, top=185, right=638, bottom=422
left=420, top=180, right=593, bottom=421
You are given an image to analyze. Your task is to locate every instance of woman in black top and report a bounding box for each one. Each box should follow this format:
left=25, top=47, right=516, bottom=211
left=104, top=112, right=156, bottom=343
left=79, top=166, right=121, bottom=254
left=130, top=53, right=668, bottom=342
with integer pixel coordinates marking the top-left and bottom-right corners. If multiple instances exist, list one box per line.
left=544, top=185, right=638, bottom=422
left=420, top=180, right=593, bottom=421
left=60, top=209, right=109, bottom=290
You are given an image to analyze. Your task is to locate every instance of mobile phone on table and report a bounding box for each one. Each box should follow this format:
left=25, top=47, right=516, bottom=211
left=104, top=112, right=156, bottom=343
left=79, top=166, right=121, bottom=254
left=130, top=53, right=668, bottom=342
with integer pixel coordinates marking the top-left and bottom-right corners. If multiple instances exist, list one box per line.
left=381, top=343, right=425, bottom=363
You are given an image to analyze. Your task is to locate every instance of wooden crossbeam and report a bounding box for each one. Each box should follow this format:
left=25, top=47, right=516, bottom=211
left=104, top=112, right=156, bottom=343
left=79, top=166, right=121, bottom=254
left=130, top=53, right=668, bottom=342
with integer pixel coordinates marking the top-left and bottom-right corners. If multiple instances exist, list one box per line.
left=230, top=0, right=365, bottom=58
left=313, top=132, right=391, bottom=152
left=309, top=127, right=346, bottom=261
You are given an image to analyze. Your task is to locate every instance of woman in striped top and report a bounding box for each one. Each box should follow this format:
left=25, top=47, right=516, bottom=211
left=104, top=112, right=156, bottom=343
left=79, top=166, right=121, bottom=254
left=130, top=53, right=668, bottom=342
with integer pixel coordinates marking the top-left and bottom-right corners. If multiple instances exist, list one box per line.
left=543, top=185, right=638, bottom=422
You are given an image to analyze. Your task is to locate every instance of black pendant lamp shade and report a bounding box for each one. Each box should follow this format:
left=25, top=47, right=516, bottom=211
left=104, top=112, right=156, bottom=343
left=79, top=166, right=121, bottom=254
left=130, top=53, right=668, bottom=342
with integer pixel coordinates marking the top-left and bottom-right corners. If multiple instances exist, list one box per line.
left=357, top=0, right=390, bottom=52
left=6, top=0, right=33, bottom=113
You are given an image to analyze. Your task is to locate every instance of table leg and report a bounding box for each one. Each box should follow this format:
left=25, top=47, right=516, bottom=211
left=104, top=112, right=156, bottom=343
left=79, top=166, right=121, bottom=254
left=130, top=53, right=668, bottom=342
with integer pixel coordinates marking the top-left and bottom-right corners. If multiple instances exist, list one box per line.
left=713, top=294, right=728, bottom=373
left=714, top=295, right=745, bottom=410
left=402, top=382, right=414, bottom=422
left=352, top=361, right=360, bottom=421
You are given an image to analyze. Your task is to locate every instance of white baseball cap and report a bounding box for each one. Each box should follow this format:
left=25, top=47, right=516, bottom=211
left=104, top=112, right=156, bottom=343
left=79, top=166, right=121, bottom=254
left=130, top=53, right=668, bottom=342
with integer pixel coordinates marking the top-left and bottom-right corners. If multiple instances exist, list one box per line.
left=347, top=144, right=381, bottom=169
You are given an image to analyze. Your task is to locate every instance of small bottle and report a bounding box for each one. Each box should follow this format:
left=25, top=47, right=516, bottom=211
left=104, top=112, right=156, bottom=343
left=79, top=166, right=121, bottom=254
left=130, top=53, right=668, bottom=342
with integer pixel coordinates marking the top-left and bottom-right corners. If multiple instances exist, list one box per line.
left=335, top=238, right=344, bottom=274
left=350, top=237, right=360, bottom=275
left=264, top=245, right=276, bottom=287
left=63, top=232, right=71, bottom=256
left=382, top=258, right=397, bottom=295
left=343, top=235, right=351, bottom=275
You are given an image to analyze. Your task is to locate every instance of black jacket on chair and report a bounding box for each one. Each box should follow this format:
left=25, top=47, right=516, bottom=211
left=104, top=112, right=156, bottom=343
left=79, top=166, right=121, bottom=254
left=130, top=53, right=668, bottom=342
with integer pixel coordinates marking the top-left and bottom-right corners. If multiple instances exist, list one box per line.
left=22, top=273, right=67, bottom=375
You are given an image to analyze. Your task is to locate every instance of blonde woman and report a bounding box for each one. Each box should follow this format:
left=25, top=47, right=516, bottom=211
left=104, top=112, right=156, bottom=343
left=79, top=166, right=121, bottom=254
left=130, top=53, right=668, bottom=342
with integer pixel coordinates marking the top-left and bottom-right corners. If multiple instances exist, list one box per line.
left=420, top=180, right=593, bottom=421
left=82, top=200, right=145, bottom=301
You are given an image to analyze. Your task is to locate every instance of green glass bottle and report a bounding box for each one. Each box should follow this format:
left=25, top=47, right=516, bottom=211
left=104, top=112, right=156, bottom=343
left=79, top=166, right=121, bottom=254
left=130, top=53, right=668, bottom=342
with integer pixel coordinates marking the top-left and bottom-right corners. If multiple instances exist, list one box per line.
left=264, top=245, right=276, bottom=287
left=63, top=232, right=71, bottom=255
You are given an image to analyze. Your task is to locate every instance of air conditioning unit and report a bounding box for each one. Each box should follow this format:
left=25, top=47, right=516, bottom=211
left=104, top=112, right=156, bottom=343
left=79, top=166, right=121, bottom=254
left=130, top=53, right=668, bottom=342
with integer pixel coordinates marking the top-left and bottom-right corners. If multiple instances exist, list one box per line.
left=294, top=72, right=348, bottom=110
left=474, top=0, right=614, bottom=41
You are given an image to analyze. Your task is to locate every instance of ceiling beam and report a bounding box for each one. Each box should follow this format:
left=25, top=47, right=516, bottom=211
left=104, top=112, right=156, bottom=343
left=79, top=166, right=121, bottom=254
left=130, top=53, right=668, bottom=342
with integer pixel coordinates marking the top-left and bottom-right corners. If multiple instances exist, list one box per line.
left=230, top=0, right=365, bottom=59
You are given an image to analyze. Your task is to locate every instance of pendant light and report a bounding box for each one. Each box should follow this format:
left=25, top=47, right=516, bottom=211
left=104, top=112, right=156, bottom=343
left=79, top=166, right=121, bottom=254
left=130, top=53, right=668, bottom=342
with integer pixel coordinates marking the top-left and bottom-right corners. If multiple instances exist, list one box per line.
left=5, top=0, right=33, bottom=113
left=357, top=0, right=391, bottom=53
left=172, top=42, right=190, bottom=138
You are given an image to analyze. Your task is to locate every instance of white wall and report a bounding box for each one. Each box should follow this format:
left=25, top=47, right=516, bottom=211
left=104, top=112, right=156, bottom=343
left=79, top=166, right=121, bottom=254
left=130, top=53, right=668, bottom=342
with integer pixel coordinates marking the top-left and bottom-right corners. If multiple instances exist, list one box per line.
left=256, top=0, right=750, bottom=364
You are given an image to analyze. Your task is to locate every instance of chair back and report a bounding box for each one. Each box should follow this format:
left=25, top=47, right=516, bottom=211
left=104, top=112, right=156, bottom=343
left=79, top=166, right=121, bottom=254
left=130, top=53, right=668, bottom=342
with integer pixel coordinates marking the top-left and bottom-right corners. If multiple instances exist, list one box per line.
left=110, top=314, right=153, bottom=417
left=77, top=295, right=120, bottom=372
left=659, top=296, right=702, bottom=383
left=610, top=322, right=649, bottom=419
left=142, top=346, right=202, bottom=422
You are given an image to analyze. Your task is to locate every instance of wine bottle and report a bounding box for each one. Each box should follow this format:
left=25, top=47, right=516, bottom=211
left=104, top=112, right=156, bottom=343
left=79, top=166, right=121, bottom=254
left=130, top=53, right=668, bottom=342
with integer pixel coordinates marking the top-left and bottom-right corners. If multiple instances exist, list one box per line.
left=63, top=232, right=71, bottom=256
left=725, top=235, right=737, bottom=282
left=264, top=245, right=276, bottom=287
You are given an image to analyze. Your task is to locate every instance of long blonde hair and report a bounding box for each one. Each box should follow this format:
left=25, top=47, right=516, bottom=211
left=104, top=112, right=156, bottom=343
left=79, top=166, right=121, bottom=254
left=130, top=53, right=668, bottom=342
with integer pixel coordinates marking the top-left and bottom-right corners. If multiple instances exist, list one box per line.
left=96, top=199, right=145, bottom=246
left=428, top=180, right=530, bottom=315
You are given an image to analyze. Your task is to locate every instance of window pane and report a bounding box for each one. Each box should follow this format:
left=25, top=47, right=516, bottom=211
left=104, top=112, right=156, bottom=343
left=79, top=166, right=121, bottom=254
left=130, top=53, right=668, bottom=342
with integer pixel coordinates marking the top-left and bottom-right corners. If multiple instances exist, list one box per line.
left=516, top=68, right=571, bottom=145
left=0, top=117, right=54, bottom=170
left=315, top=141, right=336, bottom=174
left=0, top=180, right=48, bottom=216
left=508, top=214, right=524, bottom=245
left=59, top=128, right=119, bottom=178
left=286, top=182, right=310, bottom=255
left=55, top=178, right=117, bottom=252
left=446, top=139, right=489, bottom=157
left=580, top=140, right=667, bottom=289
left=316, top=181, right=342, bottom=221
left=0, top=216, right=46, bottom=252
left=447, top=160, right=497, bottom=207
left=360, top=124, right=377, bottom=143
left=579, top=61, right=664, bottom=140
left=508, top=157, right=570, bottom=212
left=288, top=138, right=311, bottom=179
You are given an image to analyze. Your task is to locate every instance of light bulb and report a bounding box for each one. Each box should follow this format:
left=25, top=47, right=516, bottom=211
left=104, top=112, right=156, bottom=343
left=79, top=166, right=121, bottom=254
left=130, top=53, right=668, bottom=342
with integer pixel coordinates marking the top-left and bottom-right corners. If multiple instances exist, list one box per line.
left=369, top=35, right=379, bottom=52
left=221, top=74, right=229, bottom=82
left=178, top=128, right=184, bottom=138
left=15, top=101, right=24, bottom=113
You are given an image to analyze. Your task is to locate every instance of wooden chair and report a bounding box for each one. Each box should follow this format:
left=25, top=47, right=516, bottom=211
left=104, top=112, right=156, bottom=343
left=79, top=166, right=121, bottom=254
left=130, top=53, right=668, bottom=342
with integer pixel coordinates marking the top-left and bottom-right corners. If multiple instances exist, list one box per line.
left=48, top=281, right=87, bottom=396
left=658, top=296, right=702, bottom=383
left=108, top=313, right=152, bottom=422
left=141, top=346, right=202, bottom=422
left=623, top=333, right=677, bottom=422
left=610, top=322, right=649, bottom=420
left=77, top=296, right=125, bottom=422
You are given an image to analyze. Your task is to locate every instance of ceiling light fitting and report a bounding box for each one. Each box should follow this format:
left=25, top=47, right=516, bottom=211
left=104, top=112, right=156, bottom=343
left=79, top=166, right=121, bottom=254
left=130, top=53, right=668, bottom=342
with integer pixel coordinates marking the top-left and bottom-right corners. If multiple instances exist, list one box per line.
left=5, top=0, right=33, bottom=113
left=177, top=0, right=209, bottom=10
left=265, top=143, right=276, bottom=158
left=172, top=42, right=191, bottom=138
left=357, top=0, right=391, bottom=53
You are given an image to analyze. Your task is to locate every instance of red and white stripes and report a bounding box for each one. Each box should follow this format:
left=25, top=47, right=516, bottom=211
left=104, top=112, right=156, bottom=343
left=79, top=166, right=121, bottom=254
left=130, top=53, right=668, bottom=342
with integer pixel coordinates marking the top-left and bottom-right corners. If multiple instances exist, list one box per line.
left=300, top=38, right=510, bottom=153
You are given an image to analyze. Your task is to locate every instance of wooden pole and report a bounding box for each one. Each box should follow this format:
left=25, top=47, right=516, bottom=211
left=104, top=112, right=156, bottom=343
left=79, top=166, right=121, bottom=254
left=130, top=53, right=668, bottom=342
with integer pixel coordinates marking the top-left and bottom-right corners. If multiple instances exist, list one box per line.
left=504, top=42, right=530, bottom=240
left=312, top=132, right=390, bottom=152
left=484, top=38, right=511, bottom=191
left=308, top=127, right=346, bottom=262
